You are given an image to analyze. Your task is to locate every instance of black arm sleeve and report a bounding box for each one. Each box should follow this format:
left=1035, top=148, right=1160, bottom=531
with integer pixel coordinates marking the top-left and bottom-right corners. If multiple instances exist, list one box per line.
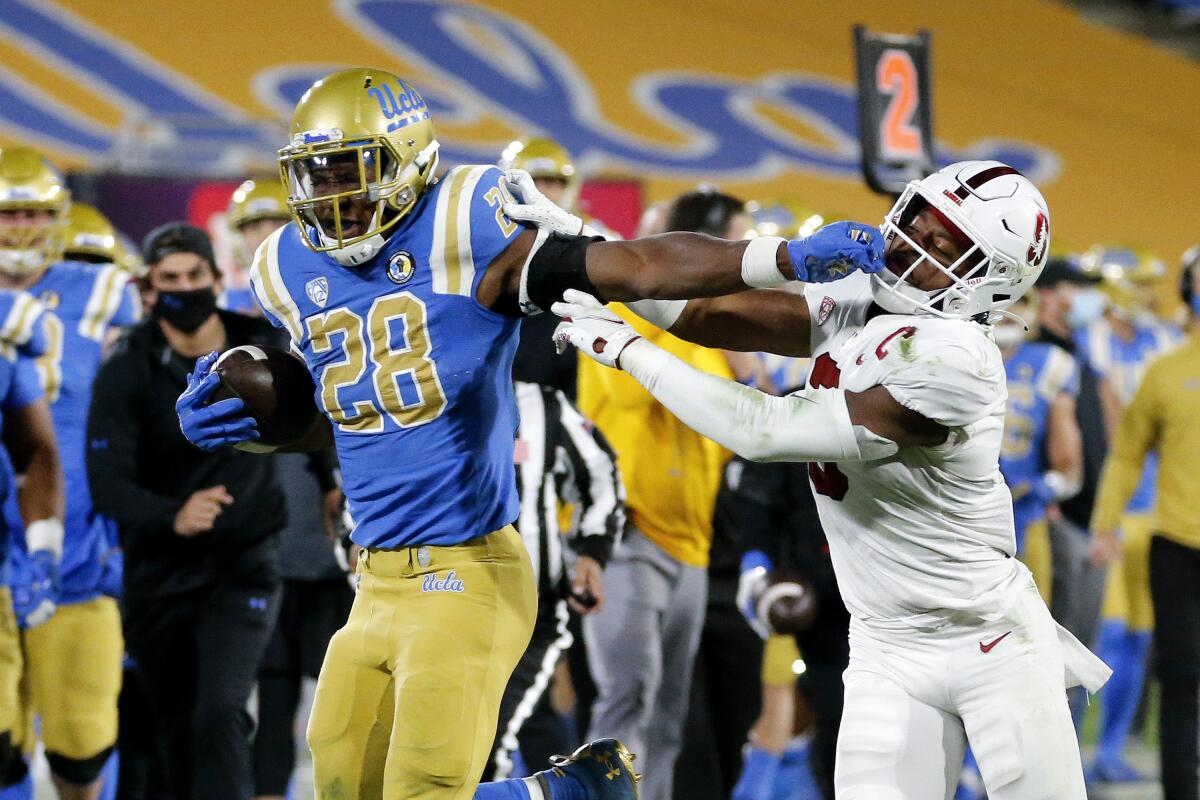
left=86, top=352, right=180, bottom=543
left=521, top=232, right=606, bottom=314
left=306, top=447, right=341, bottom=494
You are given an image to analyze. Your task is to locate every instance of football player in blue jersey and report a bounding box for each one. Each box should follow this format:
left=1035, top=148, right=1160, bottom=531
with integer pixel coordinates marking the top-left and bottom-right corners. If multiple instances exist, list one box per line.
left=994, top=295, right=1084, bottom=600
left=1078, top=247, right=1181, bottom=783
left=0, top=148, right=138, bottom=800
left=0, top=287, right=63, bottom=790
left=175, top=67, right=883, bottom=800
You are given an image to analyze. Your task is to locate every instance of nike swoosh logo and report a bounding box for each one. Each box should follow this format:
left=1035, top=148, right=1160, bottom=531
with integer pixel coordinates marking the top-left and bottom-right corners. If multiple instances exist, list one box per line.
left=979, top=631, right=1012, bottom=654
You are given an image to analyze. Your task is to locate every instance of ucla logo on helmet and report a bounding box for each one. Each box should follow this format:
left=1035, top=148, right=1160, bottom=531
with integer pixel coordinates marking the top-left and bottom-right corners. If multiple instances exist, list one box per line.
left=387, top=251, right=416, bottom=285
left=366, top=78, right=430, bottom=133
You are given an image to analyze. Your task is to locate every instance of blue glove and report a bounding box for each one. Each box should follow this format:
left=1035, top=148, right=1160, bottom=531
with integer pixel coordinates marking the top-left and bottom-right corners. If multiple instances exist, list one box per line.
left=736, top=550, right=773, bottom=638
left=787, top=221, right=885, bottom=283
left=176, top=352, right=260, bottom=451
left=11, top=550, right=60, bottom=629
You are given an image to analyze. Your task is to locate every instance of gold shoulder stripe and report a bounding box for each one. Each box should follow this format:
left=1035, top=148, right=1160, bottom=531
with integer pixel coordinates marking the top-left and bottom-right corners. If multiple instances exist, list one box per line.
left=1, top=292, right=42, bottom=345
left=79, top=265, right=124, bottom=341
left=249, top=227, right=302, bottom=341
left=429, top=166, right=473, bottom=296
left=449, top=165, right=491, bottom=298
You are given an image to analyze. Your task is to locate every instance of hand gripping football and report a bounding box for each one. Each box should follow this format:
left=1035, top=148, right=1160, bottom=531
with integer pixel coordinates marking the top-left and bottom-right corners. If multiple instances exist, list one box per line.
left=757, top=570, right=819, bottom=635
left=210, top=345, right=322, bottom=451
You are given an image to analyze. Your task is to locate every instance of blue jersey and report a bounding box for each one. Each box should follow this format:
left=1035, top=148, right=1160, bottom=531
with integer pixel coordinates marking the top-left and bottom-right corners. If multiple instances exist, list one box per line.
left=1077, top=318, right=1180, bottom=514
left=251, top=165, right=525, bottom=549
left=19, top=261, right=138, bottom=602
left=1000, top=342, right=1078, bottom=548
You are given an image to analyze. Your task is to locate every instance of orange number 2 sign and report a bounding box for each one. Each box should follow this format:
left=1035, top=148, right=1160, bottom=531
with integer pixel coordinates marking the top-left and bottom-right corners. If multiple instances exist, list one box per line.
left=875, top=49, right=922, bottom=160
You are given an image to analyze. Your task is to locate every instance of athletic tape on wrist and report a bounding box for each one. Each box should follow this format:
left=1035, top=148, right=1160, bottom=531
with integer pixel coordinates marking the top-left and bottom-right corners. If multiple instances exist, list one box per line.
left=741, top=236, right=789, bottom=288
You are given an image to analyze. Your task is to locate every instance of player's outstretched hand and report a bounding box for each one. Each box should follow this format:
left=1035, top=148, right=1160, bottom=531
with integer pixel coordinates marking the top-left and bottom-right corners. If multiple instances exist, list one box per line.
left=736, top=550, right=772, bottom=639
left=501, top=169, right=603, bottom=238
left=552, top=290, right=643, bottom=370
left=176, top=352, right=260, bottom=451
left=787, top=221, right=885, bottom=283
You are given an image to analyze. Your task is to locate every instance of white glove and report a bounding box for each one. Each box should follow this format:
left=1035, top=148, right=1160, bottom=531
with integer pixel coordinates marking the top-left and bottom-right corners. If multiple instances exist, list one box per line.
left=551, top=290, right=644, bottom=369
left=502, top=169, right=603, bottom=238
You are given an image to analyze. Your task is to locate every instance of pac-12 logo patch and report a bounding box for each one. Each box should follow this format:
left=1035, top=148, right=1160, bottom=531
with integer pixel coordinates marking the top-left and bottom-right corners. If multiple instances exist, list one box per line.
left=305, top=276, right=329, bottom=308
left=818, top=296, right=836, bottom=326
left=387, top=251, right=416, bottom=285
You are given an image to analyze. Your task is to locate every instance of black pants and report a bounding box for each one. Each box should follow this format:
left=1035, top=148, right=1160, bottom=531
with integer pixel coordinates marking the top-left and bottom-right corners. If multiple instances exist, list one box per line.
left=1150, top=535, right=1200, bottom=800
left=254, top=578, right=354, bottom=796
left=115, top=663, right=172, bottom=800
left=673, top=601, right=764, bottom=800
left=123, top=581, right=280, bottom=800
left=480, top=595, right=574, bottom=781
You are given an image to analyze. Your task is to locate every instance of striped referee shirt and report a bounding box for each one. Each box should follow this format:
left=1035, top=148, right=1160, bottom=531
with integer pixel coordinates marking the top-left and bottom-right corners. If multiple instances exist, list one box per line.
left=513, top=381, right=625, bottom=595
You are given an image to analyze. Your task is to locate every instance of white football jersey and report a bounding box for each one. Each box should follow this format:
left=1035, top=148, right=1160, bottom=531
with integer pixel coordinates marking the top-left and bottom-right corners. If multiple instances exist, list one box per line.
left=804, top=272, right=1022, bottom=626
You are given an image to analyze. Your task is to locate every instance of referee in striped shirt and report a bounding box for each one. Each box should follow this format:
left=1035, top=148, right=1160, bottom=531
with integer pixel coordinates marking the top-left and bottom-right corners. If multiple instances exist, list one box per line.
left=482, top=380, right=625, bottom=781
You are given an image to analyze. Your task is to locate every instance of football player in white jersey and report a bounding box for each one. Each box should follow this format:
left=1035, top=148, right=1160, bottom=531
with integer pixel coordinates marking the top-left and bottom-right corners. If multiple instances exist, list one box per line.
left=509, top=160, right=1110, bottom=800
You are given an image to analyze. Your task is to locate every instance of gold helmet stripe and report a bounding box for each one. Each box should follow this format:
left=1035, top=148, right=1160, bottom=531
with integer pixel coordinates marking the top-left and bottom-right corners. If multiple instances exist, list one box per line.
left=80, top=265, right=127, bottom=341
left=249, top=227, right=302, bottom=341
left=1, top=292, right=43, bottom=346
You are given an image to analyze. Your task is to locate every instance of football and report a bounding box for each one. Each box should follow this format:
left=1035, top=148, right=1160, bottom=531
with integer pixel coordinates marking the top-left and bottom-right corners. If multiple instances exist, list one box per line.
left=759, top=570, right=819, bottom=635
left=210, top=344, right=322, bottom=452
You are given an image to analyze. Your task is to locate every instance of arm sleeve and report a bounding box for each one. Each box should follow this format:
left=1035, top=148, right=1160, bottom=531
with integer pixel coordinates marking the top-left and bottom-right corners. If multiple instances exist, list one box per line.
left=552, top=390, right=625, bottom=566
left=1091, top=361, right=1161, bottom=532
left=619, top=339, right=875, bottom=463
left=306, top=447, right=341, bottom=494
left=86, top=352, right=181, bottom=542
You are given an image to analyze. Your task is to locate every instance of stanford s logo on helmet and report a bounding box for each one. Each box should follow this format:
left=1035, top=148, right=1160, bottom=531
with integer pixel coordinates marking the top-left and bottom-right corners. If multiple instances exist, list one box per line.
left=872, top=160, right=1051, bottom=320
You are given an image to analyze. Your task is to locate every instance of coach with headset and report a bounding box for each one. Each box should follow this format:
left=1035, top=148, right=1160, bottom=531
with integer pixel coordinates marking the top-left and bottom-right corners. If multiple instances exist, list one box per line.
left=1091, top=249, right=1200, bottom=800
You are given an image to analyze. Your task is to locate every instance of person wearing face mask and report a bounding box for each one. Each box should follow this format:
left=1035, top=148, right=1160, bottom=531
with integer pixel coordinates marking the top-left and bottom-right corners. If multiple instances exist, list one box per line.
left=1091, top=254, right=1200, bottom=800
left=1030, top=258, right=1113, bottom=732
left=85, top=222, right=288, bottom=800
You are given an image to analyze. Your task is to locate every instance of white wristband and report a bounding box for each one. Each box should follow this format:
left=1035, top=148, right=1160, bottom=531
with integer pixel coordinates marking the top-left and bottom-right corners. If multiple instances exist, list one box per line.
left=741, top=236, right=788, bottom=289
left=26, top=518, right=64, bottom=560
left=626, top=298, right=687, bottom=330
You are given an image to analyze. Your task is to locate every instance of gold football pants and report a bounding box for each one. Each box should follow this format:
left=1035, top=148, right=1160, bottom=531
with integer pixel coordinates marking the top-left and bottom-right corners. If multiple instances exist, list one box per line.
left=1101, top=513, right=1154, bottom=631
left=21, top=596, right=122, bottom=759
left=308, top=526, right=537, bottom=800
left=0, top=589, right=21, bottom=737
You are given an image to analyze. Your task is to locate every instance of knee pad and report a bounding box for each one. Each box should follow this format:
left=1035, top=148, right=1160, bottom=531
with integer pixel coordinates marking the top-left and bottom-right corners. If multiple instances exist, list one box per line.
left=45, top=747, right=112, bottom=786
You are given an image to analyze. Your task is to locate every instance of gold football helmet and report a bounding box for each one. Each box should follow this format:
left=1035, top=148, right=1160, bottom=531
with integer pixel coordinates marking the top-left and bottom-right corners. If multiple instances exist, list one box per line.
left=498, top=137, right=576, bottom=182
left=62, top=202, right=118, bottom=264
left=228, top=177, right=291, bottom=268
left=1081, top=245, right=1165, bottom=319
left=0, top=147, right=71, bottom=276
left=278, top=68, right=440, bottom=266
left=746, top=200, right=827, bottom=240
left=498, top=137, right=577, bottom=207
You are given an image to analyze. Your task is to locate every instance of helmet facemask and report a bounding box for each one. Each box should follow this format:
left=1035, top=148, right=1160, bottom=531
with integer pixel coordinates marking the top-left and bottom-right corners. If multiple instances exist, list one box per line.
left=279, top=134, right=438, bottom=266
left=0, top=206, right=67, bottom=277
left=873, top=186, right=1026, bottom=320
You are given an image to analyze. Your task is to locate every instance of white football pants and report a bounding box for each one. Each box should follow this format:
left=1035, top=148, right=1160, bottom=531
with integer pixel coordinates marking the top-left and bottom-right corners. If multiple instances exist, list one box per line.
left=834, top=577, right=1099, bottom=800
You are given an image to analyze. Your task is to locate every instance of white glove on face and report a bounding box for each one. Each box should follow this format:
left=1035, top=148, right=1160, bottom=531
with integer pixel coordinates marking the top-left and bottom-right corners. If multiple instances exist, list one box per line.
left=502, top=169, right=601, bottom=238
left=551, top=290, right=643, bottom=369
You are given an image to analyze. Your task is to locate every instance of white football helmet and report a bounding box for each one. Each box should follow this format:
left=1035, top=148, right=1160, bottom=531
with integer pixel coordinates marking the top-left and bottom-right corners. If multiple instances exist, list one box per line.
left=872, top=160, right=1050, bottom=319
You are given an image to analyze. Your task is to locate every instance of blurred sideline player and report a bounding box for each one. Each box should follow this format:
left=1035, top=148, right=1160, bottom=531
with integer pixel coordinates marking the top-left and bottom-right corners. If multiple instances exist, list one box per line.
left=539, top=159, right=1111, bottom=797
left=994, top=294, right=1084, bottom=602
left=0, top=289, right=61, bottom=789
left=1080, top=247, right=1180, bottom=783
left=176, top=67, right=881, bottom=800
left=724, top=450, right=850, bottom=800
left=0, top=148, right=137, bottom=800
left=226, top=178, right=291, bottom=316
